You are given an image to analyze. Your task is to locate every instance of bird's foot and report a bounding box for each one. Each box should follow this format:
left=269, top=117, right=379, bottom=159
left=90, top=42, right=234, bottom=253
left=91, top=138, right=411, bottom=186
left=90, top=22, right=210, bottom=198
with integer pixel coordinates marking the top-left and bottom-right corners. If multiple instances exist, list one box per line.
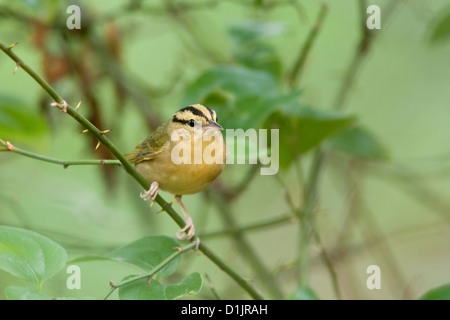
left=176, top=215, right=195, bottom=240
left=140, top=182, right=159, bottom=207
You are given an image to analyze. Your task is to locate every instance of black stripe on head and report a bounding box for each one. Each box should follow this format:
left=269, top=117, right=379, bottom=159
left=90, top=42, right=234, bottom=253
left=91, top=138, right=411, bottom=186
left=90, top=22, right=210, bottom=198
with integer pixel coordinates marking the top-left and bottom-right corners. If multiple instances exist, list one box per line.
left=205, top=106, right=215, bottom=121
left=178, top=105, right=209, bottom=120
left=172, top=115, right=190, bottom=124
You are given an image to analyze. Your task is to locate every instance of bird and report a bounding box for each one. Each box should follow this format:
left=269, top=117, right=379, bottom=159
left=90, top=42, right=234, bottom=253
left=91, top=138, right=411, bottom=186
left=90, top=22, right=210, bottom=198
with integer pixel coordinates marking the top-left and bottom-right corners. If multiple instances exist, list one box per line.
left=125, top=104, right=226, bottom=241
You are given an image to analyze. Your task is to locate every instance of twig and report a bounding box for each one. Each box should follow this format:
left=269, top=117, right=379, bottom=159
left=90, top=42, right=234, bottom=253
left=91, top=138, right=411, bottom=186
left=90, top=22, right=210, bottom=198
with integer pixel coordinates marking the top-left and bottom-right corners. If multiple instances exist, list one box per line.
left=104, top=242, right=197, bottom=300
left=370, top=164, right=450, bottom=222
left=329, top=158, right=408, bottom=298
left=164, top=0, right=230, bottom=65
left=204, top=273, right=221, bottom=300
left=298, top=147, right=324, bottom=287
left=312, top=228, right=342, bottom=299
left=288, top=3, right=328, bottom=88
left=0, top=41, right=264, bottom=300
left=84, top=32, right=161, bottom=130
left=207, top=190, right=284, bottom=299
left=0, top=139, right=120, bottom=168
left=200, top=212, right=294, bottom=239
left=292, top=0, right=401, bottom=292
left=333, top=0, right=400, bottom=110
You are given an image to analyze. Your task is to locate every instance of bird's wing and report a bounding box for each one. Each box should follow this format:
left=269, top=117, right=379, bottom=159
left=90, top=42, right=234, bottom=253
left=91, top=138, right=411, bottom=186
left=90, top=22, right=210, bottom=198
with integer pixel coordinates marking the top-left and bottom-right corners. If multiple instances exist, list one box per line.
left=125, top=122, right=169, bottom=164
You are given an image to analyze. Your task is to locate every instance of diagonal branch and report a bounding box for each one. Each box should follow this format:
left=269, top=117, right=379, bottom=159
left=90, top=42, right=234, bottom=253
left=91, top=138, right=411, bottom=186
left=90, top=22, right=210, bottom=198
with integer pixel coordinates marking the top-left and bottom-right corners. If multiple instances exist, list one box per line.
left=288, top=2, right=328, bottom=88
left=0, top=41, right=264, bottom=300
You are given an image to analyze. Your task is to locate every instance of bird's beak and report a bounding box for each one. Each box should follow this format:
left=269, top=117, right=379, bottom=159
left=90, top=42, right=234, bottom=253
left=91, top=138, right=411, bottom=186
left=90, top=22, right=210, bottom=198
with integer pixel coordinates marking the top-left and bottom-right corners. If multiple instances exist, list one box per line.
left=207, top=119, right=224, bottom=131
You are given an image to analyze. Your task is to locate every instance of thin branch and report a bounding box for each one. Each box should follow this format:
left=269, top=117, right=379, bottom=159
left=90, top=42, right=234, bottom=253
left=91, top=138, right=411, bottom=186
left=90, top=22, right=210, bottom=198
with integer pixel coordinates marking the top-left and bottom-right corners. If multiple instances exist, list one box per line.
left=298, top=147, right=325, bottom=287
left=333, top=0, right=400, bottom=110
left=204, top=273, right=222, bottom=300
left=290, top=0, right=402, bottom=292
left=0, top=139, right=121, bottom=168
left=0, top=41, right=264, bottom=300
left=207, top=190, right=284, bottom=299
left=200, top=212, right=294, bottom=239
left=312, top=228, right=342, bottom=299
left=104, top=242, right=197, bottom=300
left=288, top=2, right=328, bottom=88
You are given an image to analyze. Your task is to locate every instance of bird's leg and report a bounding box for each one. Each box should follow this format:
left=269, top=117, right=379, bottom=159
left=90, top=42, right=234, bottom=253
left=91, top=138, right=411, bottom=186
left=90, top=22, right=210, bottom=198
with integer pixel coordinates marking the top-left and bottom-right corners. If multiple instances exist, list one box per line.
left=140, top=182, right=159, bottom=207
left=175, top=195, right=195, bottom=240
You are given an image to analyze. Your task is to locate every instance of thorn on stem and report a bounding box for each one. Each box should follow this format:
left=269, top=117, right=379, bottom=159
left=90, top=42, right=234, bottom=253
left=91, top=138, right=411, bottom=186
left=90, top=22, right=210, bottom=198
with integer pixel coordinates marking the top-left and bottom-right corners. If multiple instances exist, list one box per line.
left=95, top=141, right=102, bottom=151
left=101, top=129, right=111, bottom=134
left=101, top=159, right=106, bottom=165
left=81, top=129, right=89, bottom=133
left=109, top=281, right=117, bottom=288
left=75, top=100, right=82, bottom=111
left=8, top=42, right=18, bottom=50
left=173, top=246, right=183, bottom=253
left=63, top=164, right=69, bottom=169
left=147, top=277, right=152, bottom=285
left=13, top=62, right=20, bottom=74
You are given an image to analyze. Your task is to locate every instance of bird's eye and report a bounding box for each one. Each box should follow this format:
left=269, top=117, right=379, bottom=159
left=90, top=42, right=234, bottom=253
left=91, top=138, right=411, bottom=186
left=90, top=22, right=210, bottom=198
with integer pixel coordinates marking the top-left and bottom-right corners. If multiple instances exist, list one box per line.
left=188, top=119, right=195, bottom=127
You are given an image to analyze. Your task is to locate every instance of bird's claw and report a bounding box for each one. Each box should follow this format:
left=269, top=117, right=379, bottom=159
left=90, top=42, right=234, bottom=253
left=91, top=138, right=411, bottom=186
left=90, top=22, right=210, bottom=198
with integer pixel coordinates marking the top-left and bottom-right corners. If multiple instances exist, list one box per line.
left=176, top=216, right=195, bottom=240
left=140, top=182, right=159, bottom=202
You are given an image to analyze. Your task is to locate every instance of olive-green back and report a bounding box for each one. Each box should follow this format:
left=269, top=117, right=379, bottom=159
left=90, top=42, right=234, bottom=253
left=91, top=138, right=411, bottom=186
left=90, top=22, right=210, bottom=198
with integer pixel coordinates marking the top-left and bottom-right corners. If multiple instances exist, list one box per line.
left=125, top=121, right=170, bottom=163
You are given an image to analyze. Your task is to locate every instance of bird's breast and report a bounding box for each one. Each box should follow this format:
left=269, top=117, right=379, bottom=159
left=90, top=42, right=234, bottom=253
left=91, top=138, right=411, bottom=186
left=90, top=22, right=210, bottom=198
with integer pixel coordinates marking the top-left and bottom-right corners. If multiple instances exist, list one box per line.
left=136, top=131, right=226, bottom=195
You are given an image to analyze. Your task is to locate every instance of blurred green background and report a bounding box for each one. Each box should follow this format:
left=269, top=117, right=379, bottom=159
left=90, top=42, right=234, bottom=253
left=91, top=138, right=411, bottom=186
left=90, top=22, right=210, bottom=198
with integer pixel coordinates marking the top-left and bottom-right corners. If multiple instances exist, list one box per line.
left=1, top=0, right=450, bottom=300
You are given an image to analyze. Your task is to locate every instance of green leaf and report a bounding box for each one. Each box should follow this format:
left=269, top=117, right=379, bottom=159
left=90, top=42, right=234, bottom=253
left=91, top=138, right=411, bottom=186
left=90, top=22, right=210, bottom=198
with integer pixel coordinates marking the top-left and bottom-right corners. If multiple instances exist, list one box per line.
left=5, top=286, right=96, bottom=300
left=229, top=20, right=284, bottom=79
left=289, top=286, right=320, bottom=300
left=165, top=272, right=203, bottom=300
left=295, top=108, right=354, bottom=154
left=429, top=10, right=450, bottom=43
left=5, top=286, right=53, bottom=300
left=331, top=126, right=389, bottom=160
left=11, top=0, right=61, bottom=19
left=235, top=44, right=283, bottom=80
left=229, top=20, right=285, bottom=46
left=105, top=236, right=181, bottom=279
left=420, top=284, right=450, bottom=300
left=119, top=277, right=165, bottom=300
left=0, top=93, right=48, bottom=148
left=268, top=107, right=355, bottom=168
left=182, top=65, right=279, bottom=107
left=0, top=226, right=68, bottom=286
left=220, top=90, right=302, bottom=131
left=119, top=272, right=203, bottom=300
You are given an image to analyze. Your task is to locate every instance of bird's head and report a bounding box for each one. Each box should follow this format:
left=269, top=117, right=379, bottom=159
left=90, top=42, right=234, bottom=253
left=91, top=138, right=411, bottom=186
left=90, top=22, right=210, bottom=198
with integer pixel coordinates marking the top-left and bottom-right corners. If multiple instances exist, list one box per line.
left=171, top=104, right=223, bottom=133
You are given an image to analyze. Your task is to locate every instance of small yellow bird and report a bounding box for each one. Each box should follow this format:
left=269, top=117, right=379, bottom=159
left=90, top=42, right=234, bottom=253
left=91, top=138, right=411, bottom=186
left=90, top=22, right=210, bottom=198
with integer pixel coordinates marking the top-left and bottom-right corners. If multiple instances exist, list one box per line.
left=126, top=104, right=226, bottom=240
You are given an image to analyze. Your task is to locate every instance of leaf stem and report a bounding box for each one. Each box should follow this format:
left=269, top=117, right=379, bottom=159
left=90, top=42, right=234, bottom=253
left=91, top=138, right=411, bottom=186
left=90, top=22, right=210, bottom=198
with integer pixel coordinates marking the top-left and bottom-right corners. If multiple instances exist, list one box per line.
left=104, top=242, right=196, bottom=300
